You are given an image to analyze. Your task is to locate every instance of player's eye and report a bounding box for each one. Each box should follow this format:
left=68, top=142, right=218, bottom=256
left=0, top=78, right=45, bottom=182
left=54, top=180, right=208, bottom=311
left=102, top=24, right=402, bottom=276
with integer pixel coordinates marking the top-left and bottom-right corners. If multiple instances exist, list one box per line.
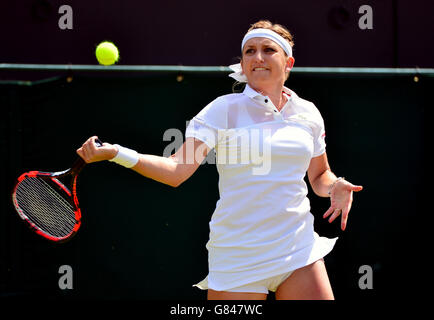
left=264, top=47, right=277, bottom=53
left=244, top=48, right=255, bottom=54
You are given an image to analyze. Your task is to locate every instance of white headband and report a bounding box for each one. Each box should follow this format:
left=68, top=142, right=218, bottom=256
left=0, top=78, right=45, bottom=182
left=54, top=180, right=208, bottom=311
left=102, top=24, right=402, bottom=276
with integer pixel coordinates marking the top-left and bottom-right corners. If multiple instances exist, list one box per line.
left=241, top=28, right=293, bottom=57
left=229, top=28, right=293, bottom=82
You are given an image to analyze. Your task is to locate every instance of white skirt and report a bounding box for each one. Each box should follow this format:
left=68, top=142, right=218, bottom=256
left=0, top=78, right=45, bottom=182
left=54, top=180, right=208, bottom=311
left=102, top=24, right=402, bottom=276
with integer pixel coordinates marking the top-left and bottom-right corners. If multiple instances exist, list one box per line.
left=194, top=233, right=337, bottom=292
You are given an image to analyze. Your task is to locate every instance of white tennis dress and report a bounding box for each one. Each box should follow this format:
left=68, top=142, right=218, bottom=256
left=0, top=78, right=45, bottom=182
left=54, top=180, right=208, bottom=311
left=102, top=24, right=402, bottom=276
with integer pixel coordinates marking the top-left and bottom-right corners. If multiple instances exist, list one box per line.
left=186, top=84, right=337, bottom=291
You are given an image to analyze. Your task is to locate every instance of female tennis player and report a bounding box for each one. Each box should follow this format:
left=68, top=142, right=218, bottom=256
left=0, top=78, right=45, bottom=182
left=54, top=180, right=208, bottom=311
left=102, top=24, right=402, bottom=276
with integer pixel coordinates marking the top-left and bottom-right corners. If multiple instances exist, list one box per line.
left=77, top=20, right=362, bottom=300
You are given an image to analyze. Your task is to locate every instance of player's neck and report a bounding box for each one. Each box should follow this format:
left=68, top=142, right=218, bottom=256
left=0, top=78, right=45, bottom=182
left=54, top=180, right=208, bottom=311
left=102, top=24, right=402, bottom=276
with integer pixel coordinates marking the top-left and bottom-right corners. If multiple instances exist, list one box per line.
left=252, top=83, right=286, bottom=111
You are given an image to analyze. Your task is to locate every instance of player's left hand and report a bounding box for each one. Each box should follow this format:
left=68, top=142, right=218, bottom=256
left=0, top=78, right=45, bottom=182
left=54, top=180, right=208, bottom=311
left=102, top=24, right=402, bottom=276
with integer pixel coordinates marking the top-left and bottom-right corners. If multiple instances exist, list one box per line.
left=323, top=179, right=363, bottom=231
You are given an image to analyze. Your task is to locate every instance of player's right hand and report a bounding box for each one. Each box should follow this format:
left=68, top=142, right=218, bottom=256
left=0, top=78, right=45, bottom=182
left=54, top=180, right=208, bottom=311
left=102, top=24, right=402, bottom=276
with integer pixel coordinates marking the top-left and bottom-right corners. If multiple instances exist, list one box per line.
left=76, top=136, right=118, bottom=163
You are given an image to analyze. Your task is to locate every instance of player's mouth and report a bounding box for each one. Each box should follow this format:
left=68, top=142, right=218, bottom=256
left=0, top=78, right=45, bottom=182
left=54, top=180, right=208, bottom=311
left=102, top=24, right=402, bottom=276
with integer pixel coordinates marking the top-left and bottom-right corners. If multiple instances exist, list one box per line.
left=253, top=67, right=269, bottom=71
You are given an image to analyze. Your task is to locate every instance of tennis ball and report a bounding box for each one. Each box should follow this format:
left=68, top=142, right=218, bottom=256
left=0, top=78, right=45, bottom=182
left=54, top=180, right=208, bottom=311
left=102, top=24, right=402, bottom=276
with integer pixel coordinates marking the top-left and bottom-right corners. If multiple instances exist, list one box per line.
left=95, top=41, right=119, bottom=65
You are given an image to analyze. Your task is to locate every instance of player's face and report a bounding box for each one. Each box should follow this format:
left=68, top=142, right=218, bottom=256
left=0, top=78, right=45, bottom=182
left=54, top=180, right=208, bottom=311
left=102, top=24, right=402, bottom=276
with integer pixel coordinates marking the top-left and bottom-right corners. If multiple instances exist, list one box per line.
left=241, top=38, right=293, bottom=89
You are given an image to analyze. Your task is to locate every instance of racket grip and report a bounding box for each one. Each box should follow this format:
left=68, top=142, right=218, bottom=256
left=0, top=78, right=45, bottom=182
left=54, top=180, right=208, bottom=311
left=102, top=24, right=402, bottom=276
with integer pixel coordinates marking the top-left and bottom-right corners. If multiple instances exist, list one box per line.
left=95, top=138, right=103, bottom=147
left=71, top=138, right=103, bottom=173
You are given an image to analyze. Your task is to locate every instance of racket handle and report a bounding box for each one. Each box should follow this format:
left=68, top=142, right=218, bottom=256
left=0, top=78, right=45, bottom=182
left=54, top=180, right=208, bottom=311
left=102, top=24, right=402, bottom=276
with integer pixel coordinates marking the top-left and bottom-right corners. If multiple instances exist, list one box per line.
left=95, top=138, right=103, bottom=147
left=71, top=157, right=87, bottom=174
left=72, top=138, right=104, bottom=173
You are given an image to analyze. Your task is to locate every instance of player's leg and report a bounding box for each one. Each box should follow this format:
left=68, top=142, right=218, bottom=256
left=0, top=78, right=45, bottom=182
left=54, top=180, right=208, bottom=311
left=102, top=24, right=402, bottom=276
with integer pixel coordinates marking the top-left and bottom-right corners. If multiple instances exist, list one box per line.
left=275, top=259, right=334, bottom=300
left=208, top=289, right=267, bottom=300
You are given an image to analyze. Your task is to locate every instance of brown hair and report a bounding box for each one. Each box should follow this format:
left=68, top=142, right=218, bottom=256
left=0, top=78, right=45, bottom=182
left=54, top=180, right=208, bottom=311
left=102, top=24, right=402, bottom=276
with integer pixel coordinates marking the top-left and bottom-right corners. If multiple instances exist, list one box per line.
left=247, top=20, right=294, bottom=54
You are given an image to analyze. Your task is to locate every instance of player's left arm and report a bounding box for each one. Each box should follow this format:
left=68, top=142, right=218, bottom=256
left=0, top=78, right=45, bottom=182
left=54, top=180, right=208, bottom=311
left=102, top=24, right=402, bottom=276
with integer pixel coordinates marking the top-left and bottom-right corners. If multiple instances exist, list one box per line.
left=307, top=153, right=363, bottom=230
left=307, top=153, right=336, bottom=197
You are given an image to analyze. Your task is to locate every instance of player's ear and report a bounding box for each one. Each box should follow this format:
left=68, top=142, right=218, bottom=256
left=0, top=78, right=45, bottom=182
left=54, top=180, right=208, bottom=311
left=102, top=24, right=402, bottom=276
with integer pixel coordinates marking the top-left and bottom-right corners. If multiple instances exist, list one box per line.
left=286, top=57, right=295, bottom=72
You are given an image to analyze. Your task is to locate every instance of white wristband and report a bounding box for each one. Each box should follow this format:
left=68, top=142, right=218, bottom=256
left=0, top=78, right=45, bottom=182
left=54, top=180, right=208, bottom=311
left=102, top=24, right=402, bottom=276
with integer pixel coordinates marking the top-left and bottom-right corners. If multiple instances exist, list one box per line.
left=109, top=144, right=139, bottom=168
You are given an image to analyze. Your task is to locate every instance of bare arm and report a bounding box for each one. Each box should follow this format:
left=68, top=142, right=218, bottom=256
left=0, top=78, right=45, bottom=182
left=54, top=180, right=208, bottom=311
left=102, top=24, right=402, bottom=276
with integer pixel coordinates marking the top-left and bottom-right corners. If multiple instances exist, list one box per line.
left=307, top=153, right=336, bottom=198
left=76, top=136, right=211, bottom=188
left=307, top=153, right=363, bottom=230
left=131, top=137, right=210, bottom=187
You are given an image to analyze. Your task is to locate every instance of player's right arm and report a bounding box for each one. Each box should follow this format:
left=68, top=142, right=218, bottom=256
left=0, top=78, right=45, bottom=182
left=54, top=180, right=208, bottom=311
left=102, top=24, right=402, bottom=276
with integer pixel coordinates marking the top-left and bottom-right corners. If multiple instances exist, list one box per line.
left=77, top=136, right=210, bottom=187
left=131, top=137, right=210, bottom=187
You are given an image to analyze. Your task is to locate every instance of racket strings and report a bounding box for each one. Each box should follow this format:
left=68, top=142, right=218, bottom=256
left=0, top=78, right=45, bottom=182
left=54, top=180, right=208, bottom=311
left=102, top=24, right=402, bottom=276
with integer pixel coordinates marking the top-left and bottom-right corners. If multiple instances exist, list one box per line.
left=14, top=177, right=77, bottom=238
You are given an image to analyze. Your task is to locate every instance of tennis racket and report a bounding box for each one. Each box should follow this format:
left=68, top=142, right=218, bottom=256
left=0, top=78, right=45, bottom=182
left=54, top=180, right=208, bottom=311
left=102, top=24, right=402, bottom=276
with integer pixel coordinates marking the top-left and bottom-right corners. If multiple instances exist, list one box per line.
left=11, top=139, right=103, bottom=243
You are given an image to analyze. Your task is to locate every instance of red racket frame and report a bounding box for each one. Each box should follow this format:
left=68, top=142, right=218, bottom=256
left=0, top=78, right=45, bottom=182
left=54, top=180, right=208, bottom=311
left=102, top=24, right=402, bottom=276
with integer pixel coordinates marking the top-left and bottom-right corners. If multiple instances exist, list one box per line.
left=12, top=159, right=86, bottom=243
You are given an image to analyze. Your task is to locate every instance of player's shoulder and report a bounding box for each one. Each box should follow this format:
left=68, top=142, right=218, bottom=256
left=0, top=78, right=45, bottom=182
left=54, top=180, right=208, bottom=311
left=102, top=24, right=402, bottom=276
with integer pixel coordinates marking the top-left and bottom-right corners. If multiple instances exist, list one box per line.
left=288, top=88, right=322, bottom=116
left=200, top=92, right=242, bottom=113
left=193, top=93, right=239, bottom=128
left=211, top=92, right=244, bottom=105
left=286, top=88, right=325, bottom=129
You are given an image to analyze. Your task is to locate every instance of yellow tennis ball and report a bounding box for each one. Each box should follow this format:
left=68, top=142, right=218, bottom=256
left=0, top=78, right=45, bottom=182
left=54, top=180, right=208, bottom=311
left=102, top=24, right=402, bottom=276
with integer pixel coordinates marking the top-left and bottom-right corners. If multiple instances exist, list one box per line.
left=95, top=41, right=119, bottom=66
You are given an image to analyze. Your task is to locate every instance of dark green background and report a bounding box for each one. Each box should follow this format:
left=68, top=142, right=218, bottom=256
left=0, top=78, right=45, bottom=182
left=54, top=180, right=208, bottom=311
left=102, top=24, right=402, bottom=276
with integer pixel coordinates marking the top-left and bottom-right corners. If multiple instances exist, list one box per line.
left=0, top=68, right=427, bottom=300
